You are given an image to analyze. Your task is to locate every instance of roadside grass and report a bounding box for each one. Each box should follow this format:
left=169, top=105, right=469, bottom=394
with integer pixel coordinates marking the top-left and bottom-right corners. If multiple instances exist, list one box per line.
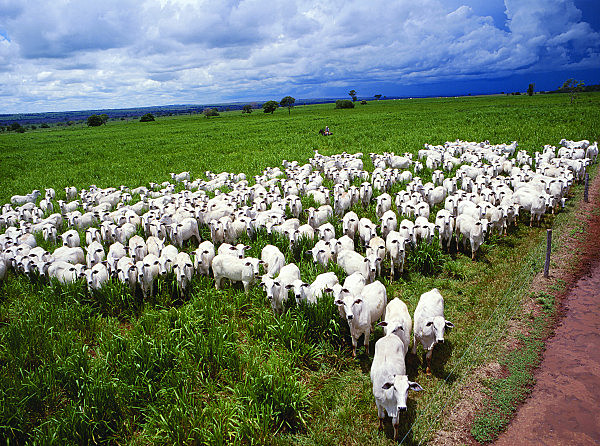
left=0, top=94, right=598, bottom=444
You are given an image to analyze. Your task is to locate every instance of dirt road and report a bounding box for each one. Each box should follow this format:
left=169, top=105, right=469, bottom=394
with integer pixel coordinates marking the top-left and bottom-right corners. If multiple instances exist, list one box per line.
left=495, top=260, right=600, bottom=445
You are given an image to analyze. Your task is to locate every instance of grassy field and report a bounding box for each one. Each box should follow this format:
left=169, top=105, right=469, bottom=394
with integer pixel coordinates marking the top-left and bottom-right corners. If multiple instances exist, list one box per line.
left=0, top=93, right=599, bottom=445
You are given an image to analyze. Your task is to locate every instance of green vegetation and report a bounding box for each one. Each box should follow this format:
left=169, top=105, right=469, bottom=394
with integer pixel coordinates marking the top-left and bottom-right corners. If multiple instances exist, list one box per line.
left=86, top=114, right=104, bottom=126
left=335, top=99, right=355, bottom=109
left=202, top=108, right=220, bottom=118
left=140, top=113, right=156, bottom=122
left=561, top=78, right=585, bottom=104
left=0, top=93, right=599, bottom=444
left=262, top=100, right=279, bottom=114
left=280, top=96, right=296, bottom=115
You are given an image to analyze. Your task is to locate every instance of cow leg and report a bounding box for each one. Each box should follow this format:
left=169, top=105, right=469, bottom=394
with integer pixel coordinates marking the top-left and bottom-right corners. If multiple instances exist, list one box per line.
left=426, top=349, right=433, bottom=375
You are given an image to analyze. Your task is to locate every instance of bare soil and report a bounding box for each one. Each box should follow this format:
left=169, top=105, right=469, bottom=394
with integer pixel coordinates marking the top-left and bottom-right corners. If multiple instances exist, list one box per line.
left=431, top=169, right=600, bottom=446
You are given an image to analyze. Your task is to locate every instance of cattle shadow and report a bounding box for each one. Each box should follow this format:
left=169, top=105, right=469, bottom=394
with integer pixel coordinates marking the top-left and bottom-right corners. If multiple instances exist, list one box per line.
left=379, top=397, right=420, bottom=444
left=409, top=340, right=457, bottom=383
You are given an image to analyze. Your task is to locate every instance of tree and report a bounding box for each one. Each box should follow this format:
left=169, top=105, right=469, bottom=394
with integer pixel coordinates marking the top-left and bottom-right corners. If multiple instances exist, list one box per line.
left=262, top=100, right=279, bottom=114
left=561, top=78, right=585, bottom=104
left=335, top=99, right=355, bottom=109
left=280, top=96, right=296, bottom=115
left=140, top=113, right=155, bottom=122
left=87, top=115, right=103, bottom=127
left=349, top=89, right=357, bottom=102
left=202, top=108, right=220, bottom=118
left=242, top=104, right=253, bottom=114
left=100, top=114, right=109, bottom=125
left=374, top=94, right=382, bottom=100
left=527, top=83, right=535, bottom=96
left=10, top=122, right=22, bottom=131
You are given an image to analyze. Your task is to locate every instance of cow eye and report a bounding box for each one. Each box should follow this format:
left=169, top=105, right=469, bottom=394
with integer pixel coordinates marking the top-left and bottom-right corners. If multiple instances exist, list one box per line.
left=426, top=321, right=433, bottom=326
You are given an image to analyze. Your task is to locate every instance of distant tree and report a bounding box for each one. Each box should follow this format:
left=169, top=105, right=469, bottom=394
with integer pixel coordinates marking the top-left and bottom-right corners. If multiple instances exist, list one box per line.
left=527, top=83, right=535, bottom=96
left=262, top=100, right=279, bottom=114
left=349, top=89, right=357, bottom=102
left=242, top=104, right=253, bottom=114
left=374, top=94, right=382, bottom=100
left=41, top=123, right=50, bottom=128
left=140, top=113, right=156, bottom=122
left=10, top=122, right=22, bottom=131
left=99, top=114, right=109, bottom=125
left=280, top=96, right=296, bottom=115
left=360, top=100, right=367, bottom=105
left=561, top=78, right=585, bottom=104
left=66, top=120, right=75, bottom=126
left=30, top=125, right=37, bottom=130
left=335, top=99, right=355, bottom=109
left=202, top=108, right=220, bottom=118
left=87, top=115, right=103, bottom=127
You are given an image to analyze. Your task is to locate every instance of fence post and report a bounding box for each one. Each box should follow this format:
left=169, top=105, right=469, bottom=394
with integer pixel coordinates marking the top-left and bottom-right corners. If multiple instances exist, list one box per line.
left=584, top=173, right=589, bottom=203
left=544, top=229, right=552, bottom=278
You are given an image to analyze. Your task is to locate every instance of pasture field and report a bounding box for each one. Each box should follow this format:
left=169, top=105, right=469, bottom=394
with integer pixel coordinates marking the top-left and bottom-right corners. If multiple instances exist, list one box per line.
left=0, top=93, right=599, bottom=445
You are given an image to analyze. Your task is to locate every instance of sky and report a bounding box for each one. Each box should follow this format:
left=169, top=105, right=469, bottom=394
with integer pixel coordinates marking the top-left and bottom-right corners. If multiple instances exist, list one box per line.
left=0, top=0, right=599, bottom=114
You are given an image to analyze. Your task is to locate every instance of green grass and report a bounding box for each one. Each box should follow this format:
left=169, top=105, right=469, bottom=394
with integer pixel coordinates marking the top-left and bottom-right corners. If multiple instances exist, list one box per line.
left=0, top=93, right=599, bottom=445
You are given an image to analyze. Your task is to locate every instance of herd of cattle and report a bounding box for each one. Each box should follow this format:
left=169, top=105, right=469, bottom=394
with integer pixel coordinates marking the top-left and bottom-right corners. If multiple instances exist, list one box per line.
left=1, top=137, right=597, bottom=438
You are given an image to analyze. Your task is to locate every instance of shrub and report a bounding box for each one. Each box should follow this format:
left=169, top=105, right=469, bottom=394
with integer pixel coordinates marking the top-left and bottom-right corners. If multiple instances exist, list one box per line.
left=202, top=108, right=220, bottom=118
left=360, top=100, right=367, bottom=105
left=407, top=240, right=448, bottom=275
left=140, top=113, right=155, bottom=122
left=335, top=99, right=354, bottom=109
left=86, top=115, right=103, bottom=127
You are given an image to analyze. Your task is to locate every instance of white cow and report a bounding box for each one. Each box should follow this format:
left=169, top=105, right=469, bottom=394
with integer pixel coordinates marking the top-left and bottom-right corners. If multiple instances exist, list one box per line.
left=261, top=263, right=301, bottom=314
left=261, top=244, right=285, bottom=277
left=371, top=334, right=423, bottom=440
left=193, top=241, right=215, bottom=276
left=174, top=252, right=194, bottom=297
left=336, top=280, right=387, bottom=356
left=212, top=254, right=260, bottom=293
left=412, top=288, right=453, bottom=374
left=455, top=214, right=486, bottom=260
left=337, top=249, right=378, bottom=283
left=377, top=298, right=412, bottom=356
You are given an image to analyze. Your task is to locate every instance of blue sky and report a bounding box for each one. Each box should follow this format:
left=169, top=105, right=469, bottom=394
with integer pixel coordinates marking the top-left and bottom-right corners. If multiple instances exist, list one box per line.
left=0, top=0, right=598, bottom=113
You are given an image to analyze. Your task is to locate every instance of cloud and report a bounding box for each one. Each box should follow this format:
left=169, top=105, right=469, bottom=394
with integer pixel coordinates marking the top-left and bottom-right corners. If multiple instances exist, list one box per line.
left=0, top=0, right=598, bottom=113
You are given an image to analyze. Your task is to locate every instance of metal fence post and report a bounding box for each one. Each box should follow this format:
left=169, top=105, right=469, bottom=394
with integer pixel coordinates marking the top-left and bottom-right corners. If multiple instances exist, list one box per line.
left=544, top=229, right=552, bottom=278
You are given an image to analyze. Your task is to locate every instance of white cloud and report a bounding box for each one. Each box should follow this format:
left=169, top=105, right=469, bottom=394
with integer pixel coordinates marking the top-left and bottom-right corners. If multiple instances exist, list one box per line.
left=0, top=0, right=598, bottom=112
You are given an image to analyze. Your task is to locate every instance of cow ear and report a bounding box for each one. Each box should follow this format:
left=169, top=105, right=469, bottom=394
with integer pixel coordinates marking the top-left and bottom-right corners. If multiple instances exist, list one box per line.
left=354, top=299, right=362, bottom=305
left=334, top=299, right=344, bottom=305
left=381, top=382, right=394, bottom=390
left=409, top=381, right=424, bottom=392
left=245, top=261, right=252, bottom=266
left=285, top=284, right=293, bottom=289
left=445, top=320, right=454, bottom=331
left=377, top=321, right=388, bottom=327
